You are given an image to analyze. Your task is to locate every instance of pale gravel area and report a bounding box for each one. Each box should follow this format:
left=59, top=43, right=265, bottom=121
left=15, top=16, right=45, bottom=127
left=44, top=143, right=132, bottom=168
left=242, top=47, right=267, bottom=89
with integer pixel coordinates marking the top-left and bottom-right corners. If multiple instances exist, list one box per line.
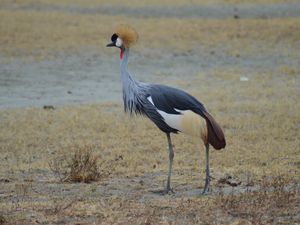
left=1, top=2, right=300, bottom=109
left=1, top=46, right=298, bottom=109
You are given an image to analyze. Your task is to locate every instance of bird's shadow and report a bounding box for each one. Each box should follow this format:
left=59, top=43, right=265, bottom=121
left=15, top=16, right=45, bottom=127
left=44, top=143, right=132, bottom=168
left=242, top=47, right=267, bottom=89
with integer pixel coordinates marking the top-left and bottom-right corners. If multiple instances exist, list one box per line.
left=149, top=186, right=213, bottom=197
left=149, top=189, right=175, bottom=196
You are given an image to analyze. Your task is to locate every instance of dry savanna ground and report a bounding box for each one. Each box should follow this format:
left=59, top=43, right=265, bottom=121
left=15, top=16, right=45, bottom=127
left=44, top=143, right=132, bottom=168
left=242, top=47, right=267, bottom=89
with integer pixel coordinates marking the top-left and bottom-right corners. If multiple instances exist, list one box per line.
left=0, top=0, right=300, bottom=224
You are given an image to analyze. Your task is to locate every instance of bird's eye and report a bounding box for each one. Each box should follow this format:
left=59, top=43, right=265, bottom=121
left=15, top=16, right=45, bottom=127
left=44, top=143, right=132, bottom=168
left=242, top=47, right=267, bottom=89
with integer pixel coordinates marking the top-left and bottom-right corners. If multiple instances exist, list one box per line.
left=111, top=33, right=118, bottom=42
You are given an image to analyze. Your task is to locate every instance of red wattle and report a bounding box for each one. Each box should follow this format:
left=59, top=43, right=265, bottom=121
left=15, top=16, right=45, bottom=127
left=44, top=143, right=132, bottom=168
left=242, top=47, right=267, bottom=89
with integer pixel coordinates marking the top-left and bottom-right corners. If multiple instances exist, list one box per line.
left=120, top=50, right=123, bottom=60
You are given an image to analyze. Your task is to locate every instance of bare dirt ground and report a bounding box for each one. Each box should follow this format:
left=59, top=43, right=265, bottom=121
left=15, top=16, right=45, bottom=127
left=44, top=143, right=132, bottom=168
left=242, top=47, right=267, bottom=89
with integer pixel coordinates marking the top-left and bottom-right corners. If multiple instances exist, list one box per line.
left=0, top=0, right=300, bottom=224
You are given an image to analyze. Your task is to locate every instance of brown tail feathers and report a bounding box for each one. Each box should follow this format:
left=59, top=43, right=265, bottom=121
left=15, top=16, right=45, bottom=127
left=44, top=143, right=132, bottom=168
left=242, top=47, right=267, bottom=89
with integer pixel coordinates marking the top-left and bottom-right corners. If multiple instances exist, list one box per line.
left=203, top=111, right=226, bottom=150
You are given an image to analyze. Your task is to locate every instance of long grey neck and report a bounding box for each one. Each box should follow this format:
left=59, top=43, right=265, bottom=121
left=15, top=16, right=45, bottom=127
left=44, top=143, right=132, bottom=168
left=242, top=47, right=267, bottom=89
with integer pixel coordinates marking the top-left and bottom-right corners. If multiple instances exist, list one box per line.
left=120, top=49, right=134, bottom=84
left=120, top=48, right=138, bottom=97
left=120, top=48, right=148, bottom=114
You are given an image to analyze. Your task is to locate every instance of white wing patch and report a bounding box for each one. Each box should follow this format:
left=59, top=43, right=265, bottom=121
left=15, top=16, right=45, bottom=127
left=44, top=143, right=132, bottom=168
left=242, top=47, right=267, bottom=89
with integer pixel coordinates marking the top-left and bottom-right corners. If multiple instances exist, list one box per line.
left=156, top=109, right=184, bottom=132
left=147, top=96, right=183, bottom=132
left=147, top=96, right=207, bottom=139
left=147, top=96, right=154, bottom=105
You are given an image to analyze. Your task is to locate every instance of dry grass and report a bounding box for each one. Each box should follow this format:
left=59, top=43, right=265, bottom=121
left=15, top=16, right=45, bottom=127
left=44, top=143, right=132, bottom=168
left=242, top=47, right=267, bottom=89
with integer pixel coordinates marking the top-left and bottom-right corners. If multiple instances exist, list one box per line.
left=1, top=176, right=298, bottom=225
left=0, top=68, right=299, bottom=223
left=49, top=144, right=106, bottom=183
left=216, top=175, right=299, bottom=224
left=0, top=215, right=5, bottom=225
left=0, top=1, right=299, bottom=60
left=63, top=147, right=101, bottom=183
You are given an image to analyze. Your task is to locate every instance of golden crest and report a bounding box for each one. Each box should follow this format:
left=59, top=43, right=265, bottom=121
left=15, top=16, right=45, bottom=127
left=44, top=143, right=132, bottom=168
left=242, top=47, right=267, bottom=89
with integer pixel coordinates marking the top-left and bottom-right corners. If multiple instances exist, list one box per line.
left=116, top=24, right=139, bottom=48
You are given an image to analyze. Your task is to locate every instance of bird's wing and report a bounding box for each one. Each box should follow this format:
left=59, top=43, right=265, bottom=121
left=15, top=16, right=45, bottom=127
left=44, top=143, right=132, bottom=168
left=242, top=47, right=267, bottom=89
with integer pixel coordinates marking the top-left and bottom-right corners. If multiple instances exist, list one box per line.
left=146, top=84, right=226, bottom=149
left=141, top=96, right=179, bottom=133
left=148, top=84, right=207, bottom=117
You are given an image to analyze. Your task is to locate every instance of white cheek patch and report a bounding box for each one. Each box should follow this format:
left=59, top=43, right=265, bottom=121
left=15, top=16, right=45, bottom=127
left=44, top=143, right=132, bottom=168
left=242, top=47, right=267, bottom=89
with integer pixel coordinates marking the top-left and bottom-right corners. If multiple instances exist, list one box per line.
left=116, top=38, right=123, bottom=47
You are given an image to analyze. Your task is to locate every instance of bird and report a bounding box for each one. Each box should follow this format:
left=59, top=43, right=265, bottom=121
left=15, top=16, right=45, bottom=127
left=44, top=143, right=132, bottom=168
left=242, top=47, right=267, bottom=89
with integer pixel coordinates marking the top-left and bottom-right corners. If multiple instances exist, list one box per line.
left=106, top=24, right=226, bottom=194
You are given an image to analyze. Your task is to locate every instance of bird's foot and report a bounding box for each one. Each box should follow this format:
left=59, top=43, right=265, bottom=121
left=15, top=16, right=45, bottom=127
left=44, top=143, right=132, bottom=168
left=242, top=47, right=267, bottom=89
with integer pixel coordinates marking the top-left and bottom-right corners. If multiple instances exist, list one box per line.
left=202, top=187, right=210, bottom=195
left=150, top=188, right=174, bottom=195
left=202, top=177, right=212, bottom=195
left=163, top=187, right=175, bottom=195
left=202, top=184, right=210, bottom=195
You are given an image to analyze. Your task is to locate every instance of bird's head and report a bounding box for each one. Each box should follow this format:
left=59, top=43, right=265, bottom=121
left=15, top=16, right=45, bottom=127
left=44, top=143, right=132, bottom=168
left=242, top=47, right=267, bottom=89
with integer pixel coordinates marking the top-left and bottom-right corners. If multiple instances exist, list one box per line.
left=106, top=24, right=138, bottom=59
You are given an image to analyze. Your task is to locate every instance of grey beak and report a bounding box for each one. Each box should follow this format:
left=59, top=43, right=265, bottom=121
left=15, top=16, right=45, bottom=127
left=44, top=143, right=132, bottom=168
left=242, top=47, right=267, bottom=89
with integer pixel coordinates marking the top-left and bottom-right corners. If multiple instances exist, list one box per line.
left=106, top=42, right=115, bottom=47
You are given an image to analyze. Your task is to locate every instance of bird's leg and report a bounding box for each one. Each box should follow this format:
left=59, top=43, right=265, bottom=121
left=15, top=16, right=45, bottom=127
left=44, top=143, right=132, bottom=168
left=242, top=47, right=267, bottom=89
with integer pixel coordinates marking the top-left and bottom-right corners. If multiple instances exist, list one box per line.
left=165, top=133, right=174, bottom=194
left=202, top=143, right=211, bottom=194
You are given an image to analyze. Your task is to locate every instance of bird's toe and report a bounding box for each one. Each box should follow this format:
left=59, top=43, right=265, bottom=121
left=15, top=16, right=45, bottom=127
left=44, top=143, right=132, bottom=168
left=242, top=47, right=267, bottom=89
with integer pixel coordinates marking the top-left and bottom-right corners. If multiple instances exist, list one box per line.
left=163, top=188, right=175, bottom=195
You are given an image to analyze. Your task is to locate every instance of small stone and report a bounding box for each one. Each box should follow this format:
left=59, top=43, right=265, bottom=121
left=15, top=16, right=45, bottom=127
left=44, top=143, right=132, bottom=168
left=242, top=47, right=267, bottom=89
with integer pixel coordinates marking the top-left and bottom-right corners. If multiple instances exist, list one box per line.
left=43, top=105, right=55, bottom=110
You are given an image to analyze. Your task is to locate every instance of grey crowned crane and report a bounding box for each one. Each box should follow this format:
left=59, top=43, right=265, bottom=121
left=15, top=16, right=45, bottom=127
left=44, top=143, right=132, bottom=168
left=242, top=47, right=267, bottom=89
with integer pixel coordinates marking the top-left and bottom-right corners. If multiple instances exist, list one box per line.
left=106, top=24, right=226, bottom=194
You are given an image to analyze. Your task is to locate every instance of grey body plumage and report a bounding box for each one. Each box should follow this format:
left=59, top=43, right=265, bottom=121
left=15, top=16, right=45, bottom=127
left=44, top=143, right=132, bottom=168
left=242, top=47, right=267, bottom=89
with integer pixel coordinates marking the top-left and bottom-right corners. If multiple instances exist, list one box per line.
left=107, top=25, right=226, bottom=194
left=121, top=49, right=179, bottom=133
left=121, top=49, right=208, bottom=134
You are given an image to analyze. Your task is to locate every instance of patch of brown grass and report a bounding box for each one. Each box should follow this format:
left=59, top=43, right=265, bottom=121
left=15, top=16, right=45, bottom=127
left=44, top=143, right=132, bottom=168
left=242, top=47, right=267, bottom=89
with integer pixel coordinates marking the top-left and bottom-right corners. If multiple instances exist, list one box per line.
left=215, top=175, right=300, bottom=224
left=0, top=72, right=299, bottom=223
left=78, top=175, right=297, bottom=224
left=49, top=144, right=120, bottom=183
left=0, top=3, right=299, bottom=60
left=0, top=215, right=6, bottom=225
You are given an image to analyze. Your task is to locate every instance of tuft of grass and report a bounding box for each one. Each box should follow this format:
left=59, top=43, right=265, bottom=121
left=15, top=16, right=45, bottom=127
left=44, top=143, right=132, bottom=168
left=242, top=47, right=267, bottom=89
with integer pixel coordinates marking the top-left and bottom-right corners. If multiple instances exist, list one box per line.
left=0, top=215, right=6, bottom=225
left=49, top=144, right=114, bottom=183
left=67, top=146, right=100, bottom=183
